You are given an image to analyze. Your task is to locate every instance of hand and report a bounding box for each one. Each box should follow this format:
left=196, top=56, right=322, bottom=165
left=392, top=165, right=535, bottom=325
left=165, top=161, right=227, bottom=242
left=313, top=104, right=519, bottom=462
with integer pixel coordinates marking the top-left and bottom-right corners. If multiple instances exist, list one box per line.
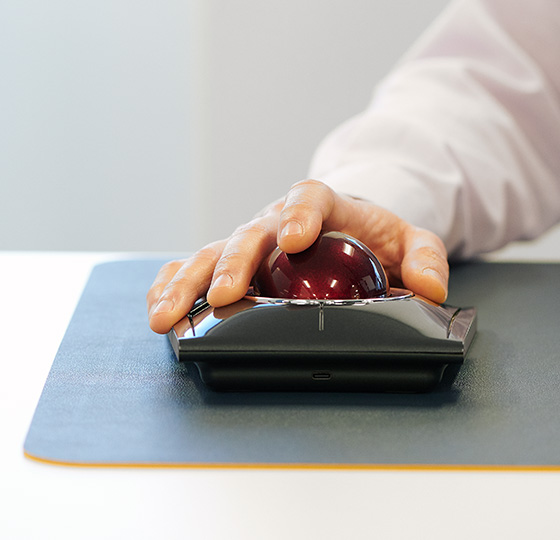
left=146, top=179, right=449, bottom=334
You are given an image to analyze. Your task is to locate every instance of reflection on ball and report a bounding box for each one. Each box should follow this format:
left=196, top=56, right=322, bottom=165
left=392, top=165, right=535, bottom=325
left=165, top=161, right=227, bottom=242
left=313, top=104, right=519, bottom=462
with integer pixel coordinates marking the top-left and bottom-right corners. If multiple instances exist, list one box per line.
left=254, top=231, right=388, bottom=300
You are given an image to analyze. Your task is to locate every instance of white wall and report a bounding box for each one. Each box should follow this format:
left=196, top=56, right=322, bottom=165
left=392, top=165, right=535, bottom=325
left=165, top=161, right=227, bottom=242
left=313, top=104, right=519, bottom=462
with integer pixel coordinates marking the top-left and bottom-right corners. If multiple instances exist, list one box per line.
left=0, top=0, right=449, bottom=252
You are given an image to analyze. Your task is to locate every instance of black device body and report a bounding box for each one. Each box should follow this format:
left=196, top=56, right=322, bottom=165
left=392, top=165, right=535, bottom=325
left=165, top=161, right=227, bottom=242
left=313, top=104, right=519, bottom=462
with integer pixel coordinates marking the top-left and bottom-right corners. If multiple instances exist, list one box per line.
left=168, top=289, right=477, bottom=393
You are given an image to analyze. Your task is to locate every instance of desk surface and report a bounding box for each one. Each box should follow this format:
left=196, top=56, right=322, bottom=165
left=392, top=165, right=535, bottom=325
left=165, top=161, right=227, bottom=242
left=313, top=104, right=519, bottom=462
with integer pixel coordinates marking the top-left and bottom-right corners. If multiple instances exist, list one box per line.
left=2, top=229, right=560, bottom=540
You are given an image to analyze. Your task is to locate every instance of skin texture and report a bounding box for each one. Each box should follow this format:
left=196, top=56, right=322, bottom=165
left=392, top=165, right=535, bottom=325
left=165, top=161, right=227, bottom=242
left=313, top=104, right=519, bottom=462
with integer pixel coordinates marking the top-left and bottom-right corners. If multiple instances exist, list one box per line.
left=147, top=180, right=449, bottom=334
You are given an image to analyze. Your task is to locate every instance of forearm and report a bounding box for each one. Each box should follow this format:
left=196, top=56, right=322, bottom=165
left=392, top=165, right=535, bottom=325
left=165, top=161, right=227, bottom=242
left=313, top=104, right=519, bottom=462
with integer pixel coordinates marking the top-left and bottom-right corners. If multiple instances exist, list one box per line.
left=309, top=0, right=560, bottom=258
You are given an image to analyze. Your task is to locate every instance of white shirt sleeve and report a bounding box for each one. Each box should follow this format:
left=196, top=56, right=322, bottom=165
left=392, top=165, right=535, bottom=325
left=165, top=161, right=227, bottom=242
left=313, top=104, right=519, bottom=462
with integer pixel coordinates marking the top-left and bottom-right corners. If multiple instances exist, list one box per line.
left=308, top=0, right=560, bottom=259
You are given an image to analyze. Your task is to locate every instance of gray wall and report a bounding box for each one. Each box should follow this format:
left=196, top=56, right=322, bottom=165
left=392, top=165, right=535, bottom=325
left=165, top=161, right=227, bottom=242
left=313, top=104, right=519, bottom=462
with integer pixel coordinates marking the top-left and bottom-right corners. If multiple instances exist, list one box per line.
left=1, top=0, right=449, bottom=252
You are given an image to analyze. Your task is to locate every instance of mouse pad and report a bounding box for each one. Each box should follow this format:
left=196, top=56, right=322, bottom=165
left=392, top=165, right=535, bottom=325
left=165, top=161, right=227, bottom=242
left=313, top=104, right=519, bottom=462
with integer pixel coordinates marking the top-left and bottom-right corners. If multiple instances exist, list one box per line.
left=24, top=260, right=560, bottom=469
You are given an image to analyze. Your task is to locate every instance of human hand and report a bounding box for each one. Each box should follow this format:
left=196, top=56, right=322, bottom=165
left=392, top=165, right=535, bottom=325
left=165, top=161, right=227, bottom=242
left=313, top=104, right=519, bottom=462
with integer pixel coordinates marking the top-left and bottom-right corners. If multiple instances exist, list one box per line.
left=147, top=179, right=449, bottom=334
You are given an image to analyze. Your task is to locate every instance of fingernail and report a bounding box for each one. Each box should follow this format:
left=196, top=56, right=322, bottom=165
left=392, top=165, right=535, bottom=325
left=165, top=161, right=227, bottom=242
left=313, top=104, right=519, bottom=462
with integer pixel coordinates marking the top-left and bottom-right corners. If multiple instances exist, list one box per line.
left=280, top=220, right=303, bottom=239
left=212, top=273, right=234, bottom=289
left=152, top=298, right=175, bottom=315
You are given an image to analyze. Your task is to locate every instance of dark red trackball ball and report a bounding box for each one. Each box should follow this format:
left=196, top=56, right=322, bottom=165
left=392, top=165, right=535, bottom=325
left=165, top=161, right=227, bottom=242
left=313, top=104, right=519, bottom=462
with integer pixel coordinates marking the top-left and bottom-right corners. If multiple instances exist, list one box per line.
left=253, top=231, right=388, bottom=300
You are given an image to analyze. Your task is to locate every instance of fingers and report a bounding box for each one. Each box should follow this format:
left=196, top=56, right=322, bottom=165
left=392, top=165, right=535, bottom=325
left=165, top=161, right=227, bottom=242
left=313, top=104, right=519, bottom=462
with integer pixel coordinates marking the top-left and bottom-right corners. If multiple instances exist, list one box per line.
left=147, top=241, right=226, bottom=334
left=277, top=179, right=360, bottom=253
left=147, top=203, right=283, bottom=333
left=149, top=180, right=342, bottom=332
left=278, top=180, right=449, bottom=303
left=147, top=179, right=450, bottom=336
left=277, top=180, right=398, bottom=257
left=206, top=212, right=280, bottom=307
left=277, top=180, right=334, bottom=252
left=400, top=226, right=449, bottom=303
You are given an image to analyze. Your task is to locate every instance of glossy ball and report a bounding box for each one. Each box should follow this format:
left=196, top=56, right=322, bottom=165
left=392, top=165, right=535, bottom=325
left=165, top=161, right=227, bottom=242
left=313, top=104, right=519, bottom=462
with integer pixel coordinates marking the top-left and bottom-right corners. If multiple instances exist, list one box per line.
left=254, top=231, right=388, bottom=300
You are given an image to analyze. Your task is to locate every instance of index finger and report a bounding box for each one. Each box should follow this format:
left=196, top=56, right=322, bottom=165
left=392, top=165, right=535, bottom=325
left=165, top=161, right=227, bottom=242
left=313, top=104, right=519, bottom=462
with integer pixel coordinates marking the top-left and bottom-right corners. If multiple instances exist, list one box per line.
left=147, top=240, right=226, bottom=334
left=206, top=210, right=282, bottom=307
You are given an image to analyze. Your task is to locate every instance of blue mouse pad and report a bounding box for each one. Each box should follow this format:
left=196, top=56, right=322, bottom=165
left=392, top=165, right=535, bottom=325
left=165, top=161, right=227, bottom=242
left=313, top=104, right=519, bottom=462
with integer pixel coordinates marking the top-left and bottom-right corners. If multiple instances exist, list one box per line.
left=24, top=260, right=560, bottom=469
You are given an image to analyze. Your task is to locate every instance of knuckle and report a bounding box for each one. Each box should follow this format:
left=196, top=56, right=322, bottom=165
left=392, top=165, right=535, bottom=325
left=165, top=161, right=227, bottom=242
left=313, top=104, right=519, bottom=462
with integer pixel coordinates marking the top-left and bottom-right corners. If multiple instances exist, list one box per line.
left=285, top=179, right=334, bottom=212
left=281, top=198, right=320, bottom=223
left=230, top=218, right=270, bottom=241
left=284, top=199, right=315, bottom=214
left=290, top=178, right=327, bottom=191
left=147, top=259, right=185, bottom=300
left=417, top=245, right=448, bottom=267
left=253, top=198, right=284, bottom=219
left=168, top=245, right=223, bottom=287
left=146, top=288, right=159, bottom=304
left=193, top=244, right=222, bottom=265
left=215, top=251, right=246, bottom=269
left=160, top=259, right=182, bottom=273
left=408, top=227, right=448, bottom=263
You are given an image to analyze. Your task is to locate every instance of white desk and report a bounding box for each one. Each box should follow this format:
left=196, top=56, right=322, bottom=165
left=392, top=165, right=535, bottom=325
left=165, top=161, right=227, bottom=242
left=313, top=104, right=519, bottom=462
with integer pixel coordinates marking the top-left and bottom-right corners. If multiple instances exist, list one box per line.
left=2, top=233, right=560, bottom=539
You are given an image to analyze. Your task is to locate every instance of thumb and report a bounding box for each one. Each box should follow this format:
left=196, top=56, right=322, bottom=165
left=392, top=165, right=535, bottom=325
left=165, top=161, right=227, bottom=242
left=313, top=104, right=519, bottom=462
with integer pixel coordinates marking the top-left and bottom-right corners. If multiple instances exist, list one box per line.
left=400, top=227, right=449, bottom=303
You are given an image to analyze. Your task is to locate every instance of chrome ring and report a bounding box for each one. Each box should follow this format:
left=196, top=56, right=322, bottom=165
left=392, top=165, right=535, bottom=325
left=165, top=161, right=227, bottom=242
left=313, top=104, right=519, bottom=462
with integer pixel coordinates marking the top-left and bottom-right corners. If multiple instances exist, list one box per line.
left=244, top=288, right=413, bottom=306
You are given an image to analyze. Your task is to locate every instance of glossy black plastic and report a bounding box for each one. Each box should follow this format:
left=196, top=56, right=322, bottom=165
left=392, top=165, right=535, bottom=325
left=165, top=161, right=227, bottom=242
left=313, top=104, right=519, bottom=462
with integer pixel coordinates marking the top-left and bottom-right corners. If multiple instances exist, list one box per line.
left=168, top=291, right=477, bottom=393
